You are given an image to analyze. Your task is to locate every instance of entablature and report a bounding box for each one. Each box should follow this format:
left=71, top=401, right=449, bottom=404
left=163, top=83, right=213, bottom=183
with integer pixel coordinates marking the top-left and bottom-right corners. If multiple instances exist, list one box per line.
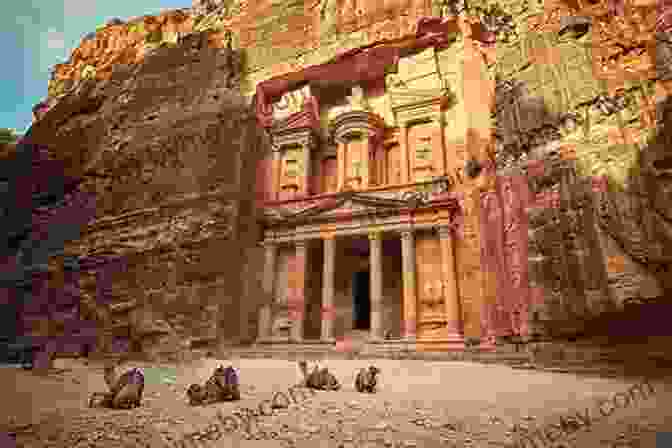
left=390, top=88, right=452, bottom=127
left=261, top=177, right=455, bottom=227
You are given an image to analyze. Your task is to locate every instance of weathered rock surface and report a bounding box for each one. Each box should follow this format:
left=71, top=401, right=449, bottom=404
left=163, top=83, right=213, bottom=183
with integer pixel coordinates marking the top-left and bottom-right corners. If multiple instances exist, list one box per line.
left=483, top=0, right=672, bottom=340
left=22, top=32, right=268, bottom=360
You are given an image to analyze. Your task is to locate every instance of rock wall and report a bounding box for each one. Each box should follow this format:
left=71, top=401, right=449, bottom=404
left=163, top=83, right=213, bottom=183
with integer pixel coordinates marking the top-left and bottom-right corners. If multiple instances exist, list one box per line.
left=25, top=33, right=268, bottom=360
left=479, top=0, right=672, bottom=341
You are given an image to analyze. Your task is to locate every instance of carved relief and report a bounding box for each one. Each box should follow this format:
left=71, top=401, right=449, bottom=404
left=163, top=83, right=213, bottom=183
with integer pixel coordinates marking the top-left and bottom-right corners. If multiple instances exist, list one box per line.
left=415, top=233, right=447, bottom=340
left=479, top=188, right=514, bottom=339
left=408, top=121, right=438, bottom=182
left=498, top=174, right=532, bottom=337
left=272, top=85, right=312, bottom=121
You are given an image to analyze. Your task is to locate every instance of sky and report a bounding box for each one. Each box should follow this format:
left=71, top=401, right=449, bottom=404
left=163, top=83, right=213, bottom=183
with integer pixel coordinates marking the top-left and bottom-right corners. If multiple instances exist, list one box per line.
left=1, top=0, right=191, bottom=135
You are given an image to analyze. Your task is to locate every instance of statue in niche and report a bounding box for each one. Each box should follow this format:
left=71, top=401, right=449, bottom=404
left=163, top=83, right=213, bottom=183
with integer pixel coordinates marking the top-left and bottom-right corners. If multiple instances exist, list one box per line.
left=416, top=136, right=433, bottom=164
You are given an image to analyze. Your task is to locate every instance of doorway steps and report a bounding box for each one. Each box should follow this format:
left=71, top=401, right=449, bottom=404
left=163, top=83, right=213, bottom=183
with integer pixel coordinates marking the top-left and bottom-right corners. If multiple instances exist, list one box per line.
left=219, top=339, right=672, bottom=380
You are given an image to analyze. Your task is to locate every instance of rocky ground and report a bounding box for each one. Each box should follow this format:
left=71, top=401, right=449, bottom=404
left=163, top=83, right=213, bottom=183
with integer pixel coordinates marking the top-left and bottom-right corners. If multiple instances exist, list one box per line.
left=1, top=357, right=670, bottom=448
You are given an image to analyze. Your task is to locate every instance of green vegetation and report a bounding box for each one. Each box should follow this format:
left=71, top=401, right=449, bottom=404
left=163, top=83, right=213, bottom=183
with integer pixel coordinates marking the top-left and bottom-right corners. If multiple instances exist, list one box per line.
left=0, top=128, right=18, bottom=146
left=145, top=29, right=163, bottom=44
left=128, top=22, right=145, bottom=34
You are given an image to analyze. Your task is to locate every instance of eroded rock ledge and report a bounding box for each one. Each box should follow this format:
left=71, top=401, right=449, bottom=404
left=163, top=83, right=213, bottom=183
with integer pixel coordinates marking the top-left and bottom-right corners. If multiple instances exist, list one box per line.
left=23, top=33, right=267, bottom=360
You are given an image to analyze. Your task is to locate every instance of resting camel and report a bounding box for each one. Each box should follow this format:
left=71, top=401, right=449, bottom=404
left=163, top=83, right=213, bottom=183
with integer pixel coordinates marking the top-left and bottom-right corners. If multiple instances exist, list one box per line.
left=89, top=360, right=144, bottom=409
left=186, top=365, right=240, bottom=406
left=298, top=360, right=341, bottom=391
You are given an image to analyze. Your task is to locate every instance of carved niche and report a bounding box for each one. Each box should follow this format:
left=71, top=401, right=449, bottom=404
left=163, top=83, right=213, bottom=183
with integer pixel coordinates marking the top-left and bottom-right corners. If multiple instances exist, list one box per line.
left=408, top=120, right=441, bottom=183
left=272, top=128, right=318, bottom=199
left=330, top=106, right=385, bottom=191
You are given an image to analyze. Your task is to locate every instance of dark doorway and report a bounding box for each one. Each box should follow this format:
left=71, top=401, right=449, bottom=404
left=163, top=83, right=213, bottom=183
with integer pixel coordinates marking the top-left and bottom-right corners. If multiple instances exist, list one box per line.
left=353, top=270, right=370, bottom=330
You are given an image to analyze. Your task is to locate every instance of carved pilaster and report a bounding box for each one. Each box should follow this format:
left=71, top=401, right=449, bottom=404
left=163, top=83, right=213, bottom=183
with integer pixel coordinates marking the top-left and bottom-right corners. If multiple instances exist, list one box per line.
left=290, top=240, right=308, bottom=342
left=401, top=229, right=417, bottom=340
left=321, top=236, right=336, bottom=342
left=271, top=150, right=282, bottom=201
left=337, top=141, right=346, bottom=191
left=369, top=231, right=384, bottom=341
left=258, top=241, right=277, bottom=341
left=400, top=126, right=410, bottom=184
left=438, top=224, right=464, bottom=348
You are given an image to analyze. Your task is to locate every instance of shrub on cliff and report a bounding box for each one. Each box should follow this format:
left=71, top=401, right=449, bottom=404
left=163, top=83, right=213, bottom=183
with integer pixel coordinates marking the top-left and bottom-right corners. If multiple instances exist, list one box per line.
left=128, top=22, right=145, bottom=35
left=145, top=29, right=163, bottom=44
left=0, top=128, right=17, bottom=146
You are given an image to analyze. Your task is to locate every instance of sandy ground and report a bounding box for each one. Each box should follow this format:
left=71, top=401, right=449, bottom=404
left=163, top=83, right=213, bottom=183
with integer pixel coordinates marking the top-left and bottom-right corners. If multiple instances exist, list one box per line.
left=1, top=358, right=671, bottom=448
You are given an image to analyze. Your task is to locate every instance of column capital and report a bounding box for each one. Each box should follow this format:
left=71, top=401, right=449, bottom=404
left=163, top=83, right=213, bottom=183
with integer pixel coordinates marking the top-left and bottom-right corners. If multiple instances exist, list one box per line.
left=436, top=225, right=453, bottom=239
left=262, top=240, right=278, bottom=249
left=368, top=231, right=382, bottom=241
left=400, top=229, right=414, bottom=241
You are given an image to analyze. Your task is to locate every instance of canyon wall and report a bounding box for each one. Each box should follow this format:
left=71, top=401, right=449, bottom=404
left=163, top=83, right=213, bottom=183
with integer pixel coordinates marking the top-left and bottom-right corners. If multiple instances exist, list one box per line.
left=19, top=32, right=268, bottom=360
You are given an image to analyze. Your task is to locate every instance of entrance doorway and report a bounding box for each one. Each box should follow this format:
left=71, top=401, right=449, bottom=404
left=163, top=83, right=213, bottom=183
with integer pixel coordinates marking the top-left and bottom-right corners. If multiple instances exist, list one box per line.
left=353, top=270, right=370, bottom=330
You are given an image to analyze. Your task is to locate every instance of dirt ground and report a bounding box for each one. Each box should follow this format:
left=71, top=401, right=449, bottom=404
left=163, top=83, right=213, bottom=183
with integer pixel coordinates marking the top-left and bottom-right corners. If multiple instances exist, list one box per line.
left=1, top=357, right=670, bottom=448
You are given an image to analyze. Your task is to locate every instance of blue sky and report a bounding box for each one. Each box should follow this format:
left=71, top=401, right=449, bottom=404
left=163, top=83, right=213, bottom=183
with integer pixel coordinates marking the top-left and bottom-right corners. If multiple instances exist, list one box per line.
left=2, top=0, right=190, bottom=135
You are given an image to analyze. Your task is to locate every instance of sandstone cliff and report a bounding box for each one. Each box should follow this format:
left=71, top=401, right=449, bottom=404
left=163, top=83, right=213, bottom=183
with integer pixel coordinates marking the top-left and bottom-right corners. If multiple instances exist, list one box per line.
left=17, top=0, right=672, bottom=356
left=20, top=31, right=268, bottom=360
left=485, top=0, right=672, bottom=341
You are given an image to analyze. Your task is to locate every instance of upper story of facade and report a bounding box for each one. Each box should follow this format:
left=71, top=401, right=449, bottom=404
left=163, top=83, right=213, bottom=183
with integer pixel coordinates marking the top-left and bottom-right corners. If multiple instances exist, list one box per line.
left=254, top=14, right=495, bottom=206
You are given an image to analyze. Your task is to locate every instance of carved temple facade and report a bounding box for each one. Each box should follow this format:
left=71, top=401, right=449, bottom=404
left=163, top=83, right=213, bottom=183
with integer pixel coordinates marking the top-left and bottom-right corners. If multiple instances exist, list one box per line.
left=252, top=14, right=528, bottom=350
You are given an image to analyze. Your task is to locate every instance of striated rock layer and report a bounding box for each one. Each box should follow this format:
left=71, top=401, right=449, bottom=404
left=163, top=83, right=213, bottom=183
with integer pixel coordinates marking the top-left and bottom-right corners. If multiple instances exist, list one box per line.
left=22, top=33, right=268, bottom=360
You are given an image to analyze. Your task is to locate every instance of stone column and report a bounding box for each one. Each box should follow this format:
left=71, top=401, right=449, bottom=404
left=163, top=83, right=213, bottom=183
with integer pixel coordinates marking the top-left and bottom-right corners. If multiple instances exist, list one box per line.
left=337, top=142, right=346, bottom=190
left=401, top=230, right=417, bottom=340
left=290, top=240, right=308, bottom=342
left=361, top=138, right=370, bottom=189
left=271, top=149, right=282, bottom=201
left=438, top=225, right=465, bottom=348
left=399, top=126, right=410, bottom=184
left=302, top=143, right=312, bottom=196
left=321, top=236, right=336, bottom=342
left=369, top=232, right=384, bottom=340
left=257, top=241, right=277, bottom=342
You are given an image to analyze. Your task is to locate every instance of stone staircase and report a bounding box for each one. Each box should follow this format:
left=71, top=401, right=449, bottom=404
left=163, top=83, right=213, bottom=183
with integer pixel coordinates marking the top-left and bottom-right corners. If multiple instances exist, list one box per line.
left=218, top=337, right=672, bottom=380
left=515, top=339, right=672, bottom=379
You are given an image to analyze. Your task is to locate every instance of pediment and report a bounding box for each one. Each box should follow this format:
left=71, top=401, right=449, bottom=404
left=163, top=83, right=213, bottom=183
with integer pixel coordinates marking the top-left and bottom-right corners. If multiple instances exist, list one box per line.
left=264, top=192, right=409, bottom=222
left=388, top=88, right=448, bottom=110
